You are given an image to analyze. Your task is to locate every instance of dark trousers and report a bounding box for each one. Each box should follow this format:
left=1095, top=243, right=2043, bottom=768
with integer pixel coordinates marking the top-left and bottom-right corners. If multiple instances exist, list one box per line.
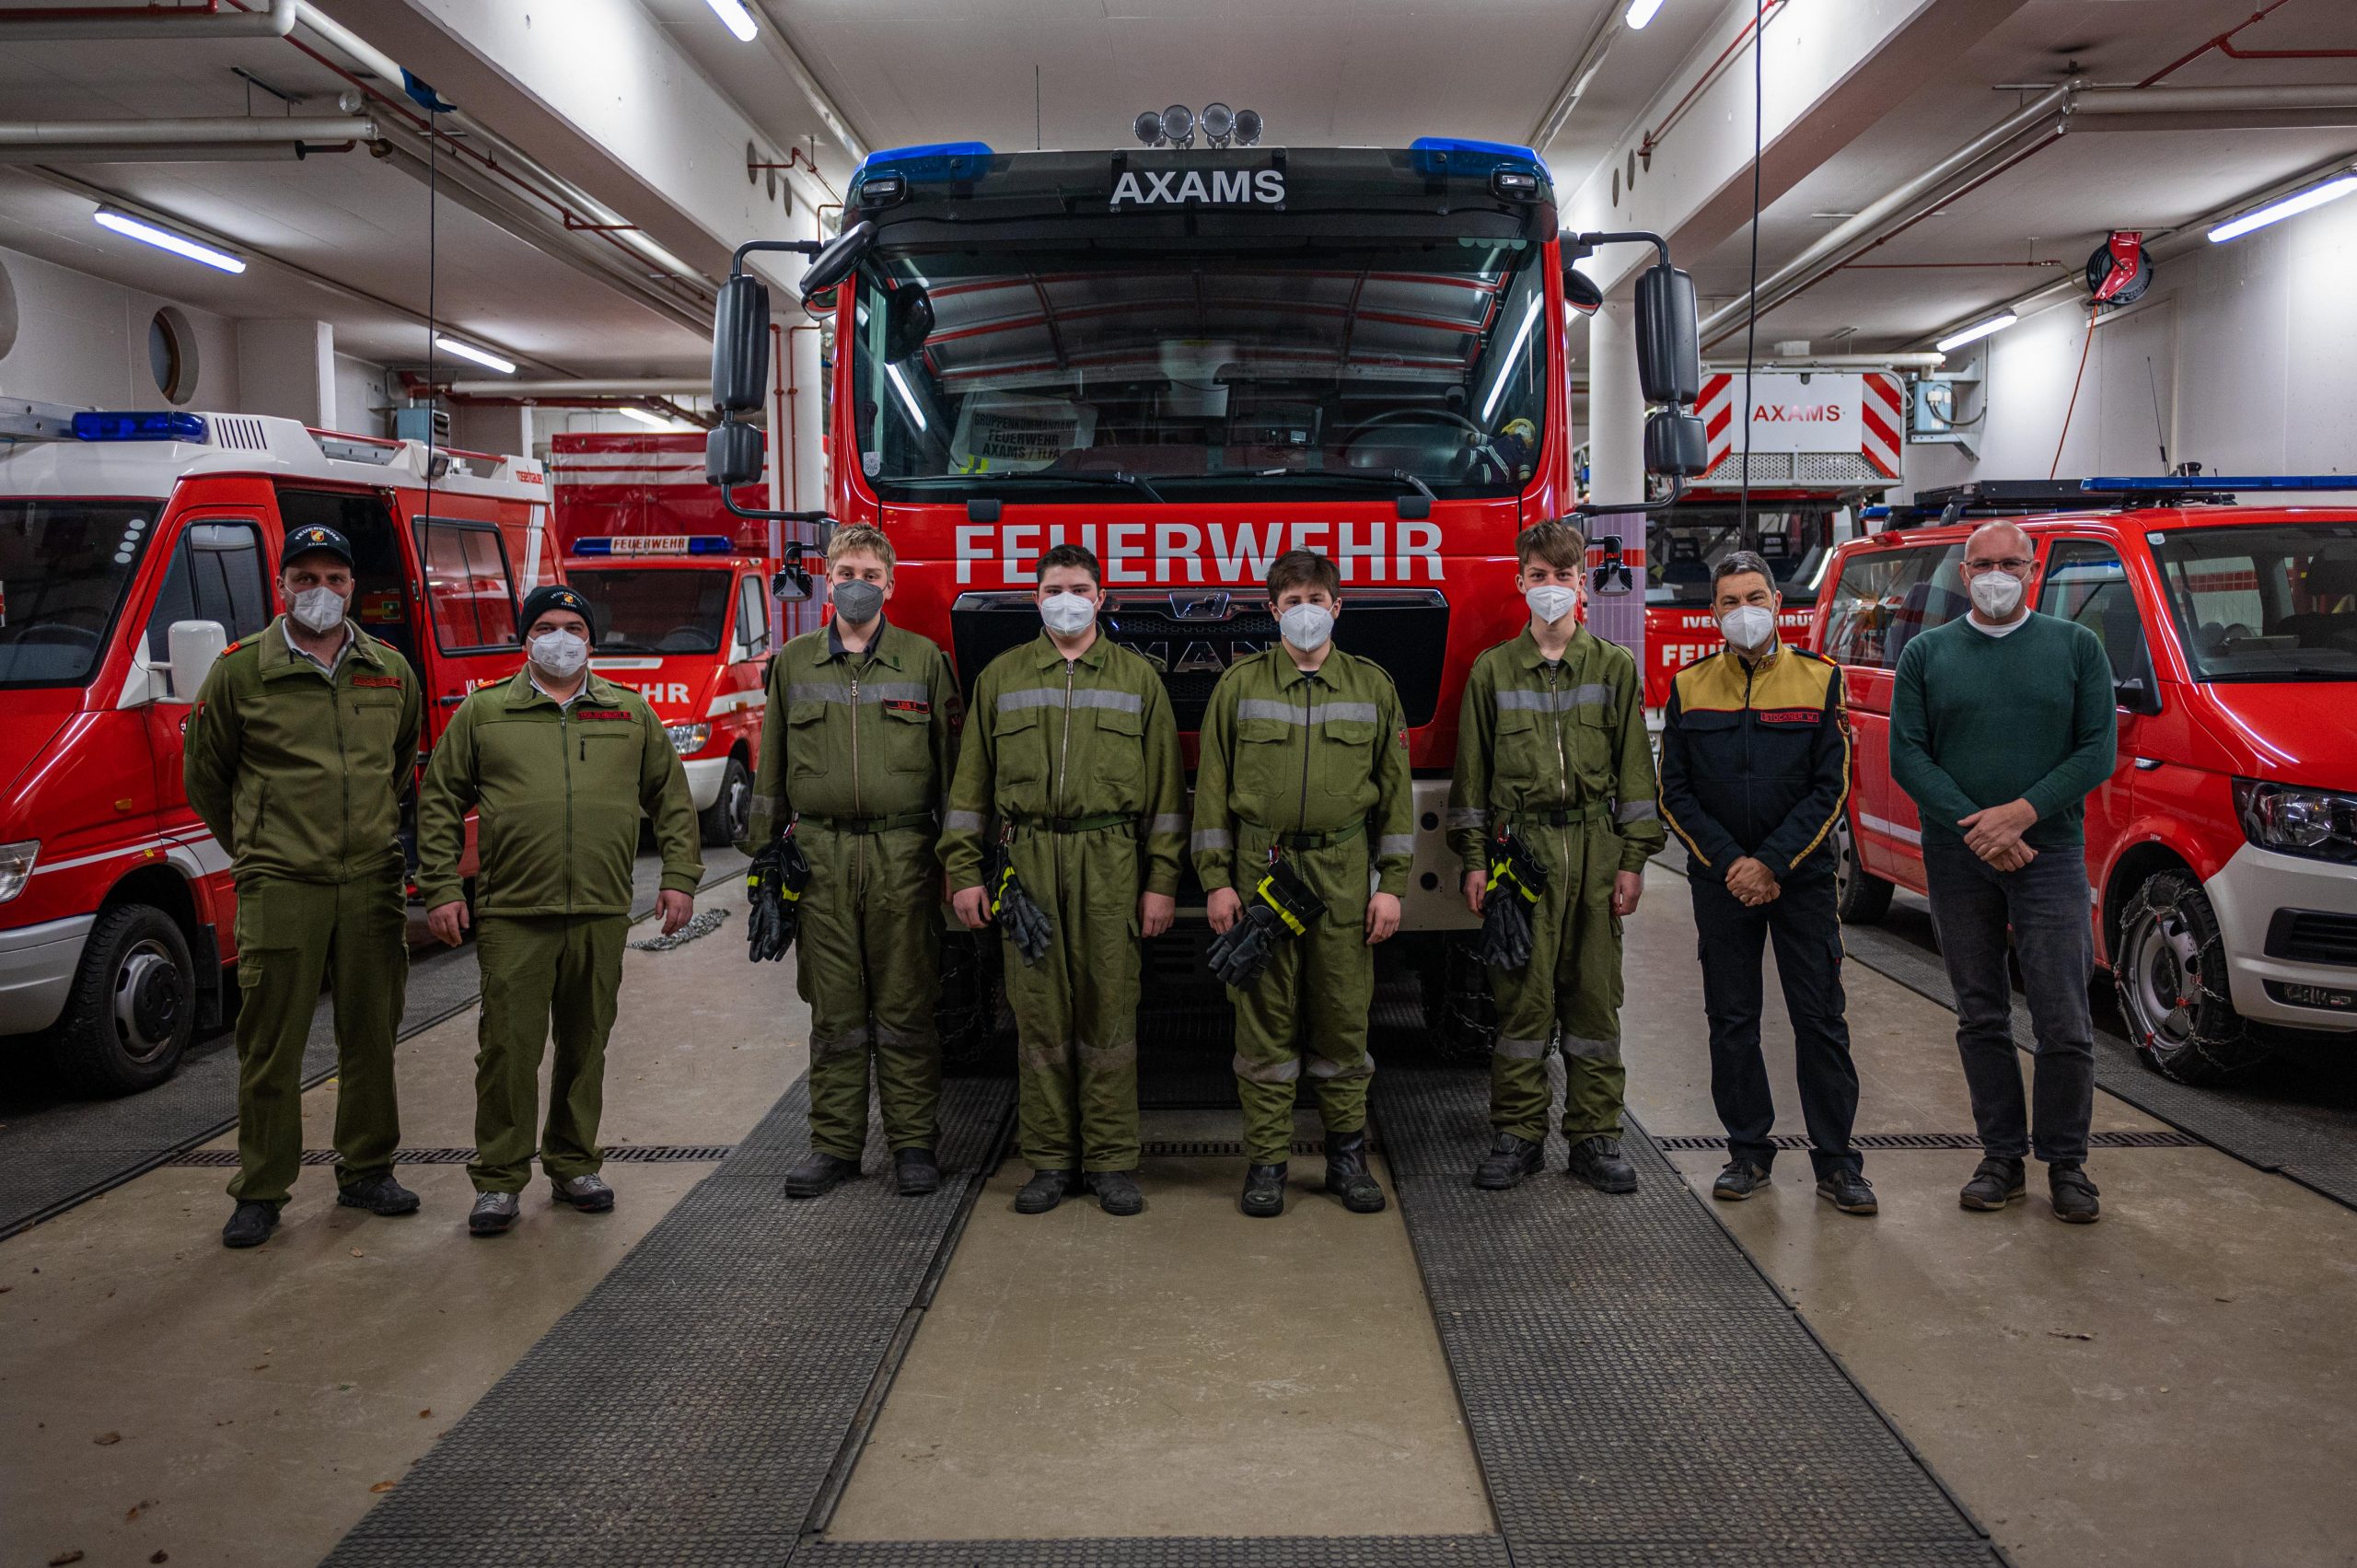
left=1922, top=838, right=2096, bottom=1166
left=1691, top=867, right=1861, bottom=1178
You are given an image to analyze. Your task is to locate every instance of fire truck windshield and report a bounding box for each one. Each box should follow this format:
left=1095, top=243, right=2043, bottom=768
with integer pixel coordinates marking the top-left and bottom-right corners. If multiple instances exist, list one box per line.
left=0, top=500, right=160, bottom=689
left=568, top=567, right=734, bottom=656
left=2154, top=521, right=2357, bottom=682
left=851, top=240, right=1550, bottom=505
left=1646, top=505, right=1840, bottom=608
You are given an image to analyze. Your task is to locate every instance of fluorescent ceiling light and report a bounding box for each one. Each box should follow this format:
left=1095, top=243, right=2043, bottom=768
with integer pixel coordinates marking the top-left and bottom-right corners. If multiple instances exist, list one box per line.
left=1934, top=310, right=2017, bottom=354
left=92, top=208, right=245, bottom=274
left=1624, top=0, right=1666, bottom=29
left=434, top=335, right=517, bottom=374
left=702, top=0, right=760, bottom=42
left=616, top=406, right=689, bottom=430
left=2208, top=172, right=2357, bottom=244
left=1480, top=290, right=1547, bottom=423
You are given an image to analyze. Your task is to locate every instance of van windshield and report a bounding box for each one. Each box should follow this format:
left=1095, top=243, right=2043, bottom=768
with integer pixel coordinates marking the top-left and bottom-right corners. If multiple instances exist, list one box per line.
left=2153, top=521, right=2357, bottom=682
left=568, top=568, right=732, bottom=655
left=1646, top=505, right=1843, bottom=608
left=0, top=501, right=160, bottom=689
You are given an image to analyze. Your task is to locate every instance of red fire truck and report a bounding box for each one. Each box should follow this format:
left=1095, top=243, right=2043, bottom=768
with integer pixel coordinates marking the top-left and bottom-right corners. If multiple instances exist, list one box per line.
left=550, top=433, right=817, bottom=847
left=698, top=137, right=1707, bottom=1045
left=1639, top=368, right=1903, bottom=709
left=0, top=405, right=550, bottom=1093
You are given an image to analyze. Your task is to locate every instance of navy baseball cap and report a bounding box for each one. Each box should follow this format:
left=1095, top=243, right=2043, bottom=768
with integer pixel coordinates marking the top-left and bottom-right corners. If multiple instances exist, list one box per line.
left=282, top=524, right=354, bottom=567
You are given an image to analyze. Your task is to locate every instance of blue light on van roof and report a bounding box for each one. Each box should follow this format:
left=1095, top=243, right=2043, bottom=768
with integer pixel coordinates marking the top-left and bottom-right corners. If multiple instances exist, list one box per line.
left=1410, top=137, right=1550, bottom=180
left=571, top=535, right=735, bottom=556
left=2082, top=475, right=2357, bottom=493
left=74, top=411, right=208, bottom=442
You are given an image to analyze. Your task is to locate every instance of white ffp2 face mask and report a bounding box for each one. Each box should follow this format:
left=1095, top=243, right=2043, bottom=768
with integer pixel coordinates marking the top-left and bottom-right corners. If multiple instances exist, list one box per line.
left=1719, top=604, right=1776, bottom=652
left=1969, top=572, right=2026, bottom=620
left=1525, top=584, right=1579, bottom=625
left=290, top=585, right=346, bottom=634
left=528, top=630, right=589, bottom=679
left=1039, top=591, right=1097, bottom=636
left=1279, top=603, right=1334, bottom=653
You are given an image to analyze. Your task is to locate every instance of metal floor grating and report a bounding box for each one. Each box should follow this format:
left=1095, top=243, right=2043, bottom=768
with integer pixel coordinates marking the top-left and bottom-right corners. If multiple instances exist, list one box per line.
left=1645, top=1129, right=2203, bottom=1153
left=165, top=1144, right=740, bottom=1167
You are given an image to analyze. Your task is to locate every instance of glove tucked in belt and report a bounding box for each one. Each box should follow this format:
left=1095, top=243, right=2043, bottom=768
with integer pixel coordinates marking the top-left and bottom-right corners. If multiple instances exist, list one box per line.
left=746, top=832, right=812, bottom=963
left=1479, top=827, right=1549, bottom=971
left=1207, top=855, right=1327, bottom=991
left=987, top=836, right=1054, bottom=966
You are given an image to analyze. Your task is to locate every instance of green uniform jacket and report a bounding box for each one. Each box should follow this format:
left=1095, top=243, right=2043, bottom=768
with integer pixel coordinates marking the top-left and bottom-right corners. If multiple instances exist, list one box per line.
left=415, top=668, right=701, bottom=916
left=1446, top=625, right=1666, bottom=875
left=742, top=618, right=964, bottom=848
left=183, top=616, right=422, bottom=883
left=937, top=633, right=1186, bottom=898
left=1190, top=645, right=1416, bottom=895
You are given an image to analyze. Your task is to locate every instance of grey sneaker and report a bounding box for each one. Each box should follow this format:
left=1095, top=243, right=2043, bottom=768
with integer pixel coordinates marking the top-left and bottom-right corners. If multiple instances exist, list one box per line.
left=1816, top=1168, right=1878, bottom=1215
left=551, top=1173, right=614, bottom=1213
left=468, top=1191, right=521, bottom=1237
left=1713, top=1159, right=1771, bottom=1201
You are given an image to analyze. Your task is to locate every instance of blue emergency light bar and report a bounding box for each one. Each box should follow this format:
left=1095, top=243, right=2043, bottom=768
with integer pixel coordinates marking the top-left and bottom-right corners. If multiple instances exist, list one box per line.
left=2082, top=475, right=2357, bottom=493
left=74, top=411, right=208, bottom=442
left=570, top=535, right=736, bottom=556
left=1409, top=136, right=1550, bottom=180
left=855, top=141, right=995, bottom=192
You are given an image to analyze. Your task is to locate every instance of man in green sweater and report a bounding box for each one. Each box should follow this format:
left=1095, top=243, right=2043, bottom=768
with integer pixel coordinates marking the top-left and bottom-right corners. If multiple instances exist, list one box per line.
left=1890, top=520, right=2116, bottom=1224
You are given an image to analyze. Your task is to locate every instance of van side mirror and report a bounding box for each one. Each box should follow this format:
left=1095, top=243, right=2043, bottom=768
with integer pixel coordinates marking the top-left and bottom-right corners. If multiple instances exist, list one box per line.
left=167, top=620, right=227, bottom=703
left=798, top=219, right=875, bottom=304
left=712, top=274, right=771, bottom=413
left=705, top=421, right=763, bottom=490
left=1633, top=261, right=1701, bottom=405
left=1588, top=534, right=1634, bottom=598
left=2114, top=676, right=2163, bottom=716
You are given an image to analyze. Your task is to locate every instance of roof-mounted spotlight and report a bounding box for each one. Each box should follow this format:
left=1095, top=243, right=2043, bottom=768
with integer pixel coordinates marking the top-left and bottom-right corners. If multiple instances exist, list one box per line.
left=1161, top=103, right=1195, bottom=148
left=1133, top=110, right=1164, bottom=147
left=1233, top=109, right=1263, bottom=147
left=1201, top=102, right=1235, bottom=147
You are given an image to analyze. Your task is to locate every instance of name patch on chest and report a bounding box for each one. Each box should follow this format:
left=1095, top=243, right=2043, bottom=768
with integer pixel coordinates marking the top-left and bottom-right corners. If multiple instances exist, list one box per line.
left=351, top=675, right=404, bottom=690
left=884, top=698, right=931, bottom=715
left=576, top=709, right=634, bottom=722
left=1757, top=708, right=1819, bottom=726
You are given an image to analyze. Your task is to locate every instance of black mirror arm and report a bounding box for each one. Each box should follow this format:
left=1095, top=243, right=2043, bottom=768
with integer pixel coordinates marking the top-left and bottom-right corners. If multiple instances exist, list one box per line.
left=719, top=482, right=830, bottom=528
left=729, top=238, right=824, bottom=278
left=1568, top=228, right=1673, bottom=268
left=1573, top=475, right=1688, bottom=517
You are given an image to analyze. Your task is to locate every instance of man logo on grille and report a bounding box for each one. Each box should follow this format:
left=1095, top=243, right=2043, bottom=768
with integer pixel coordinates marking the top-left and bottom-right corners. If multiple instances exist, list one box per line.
left=1169, top=591, right=1233, bottom=621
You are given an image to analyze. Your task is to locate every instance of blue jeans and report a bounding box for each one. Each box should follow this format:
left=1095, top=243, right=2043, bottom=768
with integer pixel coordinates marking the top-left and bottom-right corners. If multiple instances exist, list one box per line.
left=1922, top=838, right=2096, bottom=1166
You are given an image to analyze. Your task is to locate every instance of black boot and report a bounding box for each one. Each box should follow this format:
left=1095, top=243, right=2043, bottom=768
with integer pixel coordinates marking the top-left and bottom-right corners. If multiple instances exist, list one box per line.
left=1566, top=1135, right=1638, bottom=1193
left=221, top=1200, right=280, bottom=1249
left=784, top=1152, right=861, bottom=1199
left=895, top=1147, right=941, bottom=1197
left=1241, top=1163, right=1287, bottom=1218
left=1472, top=1132, right=1545, bottom=1191
left=1015, top=1168, right=1073, bottom=1214
left=336, top=1171, right=421, bottom=1216
left=1086, top=1169, right=1144, bottom=1216
left=1322, top=1130, right=1387, bottom=1214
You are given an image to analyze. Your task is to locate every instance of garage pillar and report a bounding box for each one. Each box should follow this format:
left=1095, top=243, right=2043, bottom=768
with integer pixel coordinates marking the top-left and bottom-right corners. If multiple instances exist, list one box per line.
left=1585, top=301, right=1645, bottom=509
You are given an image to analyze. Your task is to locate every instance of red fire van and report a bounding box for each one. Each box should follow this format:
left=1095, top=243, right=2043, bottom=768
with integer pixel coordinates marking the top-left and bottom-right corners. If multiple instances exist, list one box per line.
left=1816, top=477, right=2357, bottom=1082
left=0, top=405, right=551, bottom=1093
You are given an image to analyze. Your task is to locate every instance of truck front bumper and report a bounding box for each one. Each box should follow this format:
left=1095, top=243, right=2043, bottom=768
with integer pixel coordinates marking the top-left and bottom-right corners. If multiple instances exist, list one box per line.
left=2204, top=843, right=2357, bottom=1033
left=0, top=913, right=96, bottom=1037
left=683, top=756, right=728, bottom=812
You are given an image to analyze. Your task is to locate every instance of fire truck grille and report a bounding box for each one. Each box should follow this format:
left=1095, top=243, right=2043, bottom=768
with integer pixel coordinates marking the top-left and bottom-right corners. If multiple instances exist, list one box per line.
left=952, top=593, right=1449, bottom=732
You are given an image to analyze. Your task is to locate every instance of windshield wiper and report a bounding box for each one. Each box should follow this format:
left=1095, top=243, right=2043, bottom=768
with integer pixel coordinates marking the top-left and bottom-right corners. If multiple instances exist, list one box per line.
left=1228, top=467, right=1436, bottom=515
left=895, top=470, right=1166, bottom=504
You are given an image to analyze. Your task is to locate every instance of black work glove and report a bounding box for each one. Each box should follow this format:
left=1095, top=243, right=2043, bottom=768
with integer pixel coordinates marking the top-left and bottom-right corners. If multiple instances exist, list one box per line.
left=1208, top=904, right=1283, bottom=991
left=1479, top=889, right=1534, bottom=971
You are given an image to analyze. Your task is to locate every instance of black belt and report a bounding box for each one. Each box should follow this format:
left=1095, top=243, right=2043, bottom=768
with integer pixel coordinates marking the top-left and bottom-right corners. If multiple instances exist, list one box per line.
left=1519, top=803, right=1606, bottom=829
left=1264, top=819, right=1367, bottom=851
left=1013, top=812, right=1133, bottom=835
left=797, top=810, right=935, bottom=835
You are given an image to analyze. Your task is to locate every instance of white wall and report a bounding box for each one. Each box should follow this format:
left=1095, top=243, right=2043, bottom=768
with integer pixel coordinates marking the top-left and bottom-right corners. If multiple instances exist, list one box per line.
left=333, top=352, right=393, bottom=437
left=0, top=242, right=240, bottom=411
left=1904, top=194, right=2357, bottom=502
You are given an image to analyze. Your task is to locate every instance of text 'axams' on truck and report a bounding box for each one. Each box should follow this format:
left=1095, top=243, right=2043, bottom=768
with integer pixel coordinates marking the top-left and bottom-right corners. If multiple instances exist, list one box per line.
left=698, top=134, right=1711, bottom=1051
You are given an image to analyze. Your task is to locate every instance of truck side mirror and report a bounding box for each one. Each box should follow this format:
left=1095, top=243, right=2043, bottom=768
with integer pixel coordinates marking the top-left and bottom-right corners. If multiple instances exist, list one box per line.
left=1586, top=535, right=1634, bottom=598
left=798, top=219, right=875, bottom=304
left=166, top=620, right=227, bottom=703
left=705, top=421, right=763, bottom=490
left=1644, top=408, right=1709, bottom=478
left=1563, top=263, right=1604, bottom=315
left=712, top=274, right=772, bottom=413
left=772, top=562, right=813, bottom=603
left=1633, top=261, right=1701, bottom=405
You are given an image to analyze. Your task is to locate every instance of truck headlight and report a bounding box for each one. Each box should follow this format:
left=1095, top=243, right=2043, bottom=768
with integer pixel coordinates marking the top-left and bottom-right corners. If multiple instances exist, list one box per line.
left=2234, top=779, right=2357, bottom=864
left=0, top=841, right=37, bottom=903
left=666, top=721, right=713, bottom=756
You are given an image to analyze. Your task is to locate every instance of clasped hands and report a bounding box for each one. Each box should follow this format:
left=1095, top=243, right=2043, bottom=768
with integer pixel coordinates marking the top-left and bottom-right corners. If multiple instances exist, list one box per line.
left=1958, top=797, right=2040, bottom=872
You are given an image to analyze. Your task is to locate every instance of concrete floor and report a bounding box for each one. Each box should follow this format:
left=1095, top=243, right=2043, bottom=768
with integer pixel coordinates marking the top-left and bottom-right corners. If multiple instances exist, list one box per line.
left=826, top=1109, right=1494, bottom=1542
left=5, top=863, right=2356, bottom=1568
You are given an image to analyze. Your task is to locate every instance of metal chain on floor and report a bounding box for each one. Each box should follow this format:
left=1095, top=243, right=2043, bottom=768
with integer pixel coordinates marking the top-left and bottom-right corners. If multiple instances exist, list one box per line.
left=629, top=907, right=731, bottom=952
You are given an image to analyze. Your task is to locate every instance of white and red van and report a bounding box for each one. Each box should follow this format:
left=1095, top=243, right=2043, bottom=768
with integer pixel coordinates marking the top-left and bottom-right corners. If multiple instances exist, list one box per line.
left=550, top=433, right=815, bottom=847
left=1814, top=477, right=2357, bottom=1083
left=0, top=404, right=551, bottom=1094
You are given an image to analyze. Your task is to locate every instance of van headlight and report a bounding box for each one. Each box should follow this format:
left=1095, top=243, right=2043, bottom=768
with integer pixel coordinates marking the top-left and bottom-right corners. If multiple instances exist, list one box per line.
left=0, top=841, right=37, bottom=903
left=665, top=721, right=713, bottom=756
left=2234, top=779, right=2357, bottom=864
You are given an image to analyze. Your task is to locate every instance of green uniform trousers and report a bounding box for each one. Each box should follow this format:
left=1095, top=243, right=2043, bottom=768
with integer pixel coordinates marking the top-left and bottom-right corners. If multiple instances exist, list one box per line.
left=470, top=912, right=627, bottom=1193
left=1004, top=823, right=1143, bottom=1173
left=226, top=873, right=407, bottom=1205
left=1491, top=819, right=1628, bottom=1144
left=796, top=822, right=944, bottom=1159
left=1227, top=829, right=1375, bottom=1166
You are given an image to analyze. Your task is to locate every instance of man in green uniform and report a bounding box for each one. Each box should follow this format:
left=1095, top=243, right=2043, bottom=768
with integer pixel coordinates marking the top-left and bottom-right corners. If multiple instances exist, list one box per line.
left=1448, top=519, right=1665, bottom=1193
left=746, top=524, right=964, bottom=1200
left=942, top=544, right=1185, bottom=1216
left=418, top=584, right=701, bottom=1237
left=186, top=524, right=424, bottom=1249
left=1192, top=550, right=1413, bottom=1218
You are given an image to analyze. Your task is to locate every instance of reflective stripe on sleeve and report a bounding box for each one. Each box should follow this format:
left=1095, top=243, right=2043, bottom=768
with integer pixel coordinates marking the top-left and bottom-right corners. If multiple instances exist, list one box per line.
left=1616, top=799, right=1659, bottom=824
left=943, top=809, right=987, bottom=833
left=1445, top=807, right=1487, bottom=830
left=1192, top=828, right=1233, bottom=853
left=1151, top=813, right=1188, bottom=836
left=1376, top=833, right=1416, bottom=858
